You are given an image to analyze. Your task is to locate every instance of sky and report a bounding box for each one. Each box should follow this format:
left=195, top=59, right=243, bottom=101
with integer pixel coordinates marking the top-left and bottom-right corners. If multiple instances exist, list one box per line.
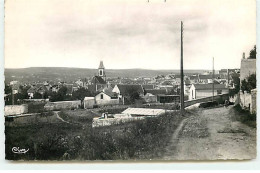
left=4, top=0, right=256, bottom=70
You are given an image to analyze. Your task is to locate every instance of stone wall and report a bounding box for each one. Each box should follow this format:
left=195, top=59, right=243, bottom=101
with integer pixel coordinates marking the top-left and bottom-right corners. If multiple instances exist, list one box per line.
left=44, top=100, right=81, bottom=111
left=4, top=104, right=28, bottom=116
left=239, top=89, right=257, bottom=114
left=251, top=89, right=257, bottom=114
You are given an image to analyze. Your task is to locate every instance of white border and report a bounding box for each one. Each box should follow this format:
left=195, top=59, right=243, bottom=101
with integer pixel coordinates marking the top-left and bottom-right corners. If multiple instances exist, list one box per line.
left=0, top=0, right=259, bottom=170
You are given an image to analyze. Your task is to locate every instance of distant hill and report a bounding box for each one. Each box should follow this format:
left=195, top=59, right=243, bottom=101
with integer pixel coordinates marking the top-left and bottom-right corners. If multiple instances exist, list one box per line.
left=4, top=67, right=208, bottom=84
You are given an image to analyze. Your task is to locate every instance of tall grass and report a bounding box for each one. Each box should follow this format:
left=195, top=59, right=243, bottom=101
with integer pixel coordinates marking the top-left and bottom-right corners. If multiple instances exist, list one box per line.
left=5, top=111, right=184, bottom=160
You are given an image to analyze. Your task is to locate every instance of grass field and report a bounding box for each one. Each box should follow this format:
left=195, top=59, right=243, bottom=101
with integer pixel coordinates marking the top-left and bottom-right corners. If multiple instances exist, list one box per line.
left=5, top=108, right=184, bottom=160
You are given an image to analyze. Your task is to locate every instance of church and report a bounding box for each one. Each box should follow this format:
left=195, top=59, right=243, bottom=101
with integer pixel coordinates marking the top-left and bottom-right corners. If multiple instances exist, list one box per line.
left=87, top=61, right=107, bottom=92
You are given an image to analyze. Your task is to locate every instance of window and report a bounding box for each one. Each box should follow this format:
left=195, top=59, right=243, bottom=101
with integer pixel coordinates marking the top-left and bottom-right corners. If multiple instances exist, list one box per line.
left=101, top=94, right=103, bottom=99
left=99, top=70, right=103, bottom=76
left=217, top=90, right=222, bottom=94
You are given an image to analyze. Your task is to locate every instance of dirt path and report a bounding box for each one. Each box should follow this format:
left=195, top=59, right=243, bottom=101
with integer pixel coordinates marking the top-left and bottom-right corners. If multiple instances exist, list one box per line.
left=54, top=111, right=71, bottom=124
left=163, top=106, right=256, bottom=160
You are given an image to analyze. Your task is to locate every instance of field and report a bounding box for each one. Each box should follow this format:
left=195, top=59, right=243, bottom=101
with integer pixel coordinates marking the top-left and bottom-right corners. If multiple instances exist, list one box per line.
left=5, top=109, right=184, bottom=160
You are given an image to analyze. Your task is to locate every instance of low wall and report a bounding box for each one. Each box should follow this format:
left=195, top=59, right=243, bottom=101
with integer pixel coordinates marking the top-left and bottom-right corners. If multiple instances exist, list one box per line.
left=92, top=117, right=144, bottom=127
left=4, top=104, right=28, bottom=116
left=5, top=113, right=61, bottom=127
left=184, top=94, right=229, bottom=108
left=21, top=99, right=49, bottom=103
left=96, top=99, right=120, bottom=106
left=44, top=100, right=81, bottom=111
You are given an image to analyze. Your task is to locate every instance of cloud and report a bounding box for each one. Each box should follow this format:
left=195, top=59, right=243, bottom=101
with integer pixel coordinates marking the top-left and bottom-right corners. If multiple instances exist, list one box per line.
left=5, top=0, right=256, bottom=70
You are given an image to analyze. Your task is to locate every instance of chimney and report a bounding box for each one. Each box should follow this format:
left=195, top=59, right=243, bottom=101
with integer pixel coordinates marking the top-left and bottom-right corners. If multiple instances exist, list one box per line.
left=243, top=52, right=245, bottom=59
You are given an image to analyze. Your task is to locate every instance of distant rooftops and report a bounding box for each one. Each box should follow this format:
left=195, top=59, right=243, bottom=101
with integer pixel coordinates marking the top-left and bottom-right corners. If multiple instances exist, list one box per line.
left=192, top=84, right=227, bottom=90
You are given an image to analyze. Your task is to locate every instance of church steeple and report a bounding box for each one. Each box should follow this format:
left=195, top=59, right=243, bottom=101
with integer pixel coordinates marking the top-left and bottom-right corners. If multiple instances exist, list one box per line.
left=98, top=61, right=106, bottom=80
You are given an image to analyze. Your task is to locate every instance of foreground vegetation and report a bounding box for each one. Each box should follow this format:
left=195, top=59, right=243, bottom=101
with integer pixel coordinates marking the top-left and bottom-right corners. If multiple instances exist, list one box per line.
left=230, top=104, right=256, bottom=128
left=5, top=110, right=184, bottom=160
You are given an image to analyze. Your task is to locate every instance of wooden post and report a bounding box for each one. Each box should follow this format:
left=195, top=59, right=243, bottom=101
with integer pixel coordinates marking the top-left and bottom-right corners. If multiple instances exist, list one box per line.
left=180, top=21, right=185, bottom=115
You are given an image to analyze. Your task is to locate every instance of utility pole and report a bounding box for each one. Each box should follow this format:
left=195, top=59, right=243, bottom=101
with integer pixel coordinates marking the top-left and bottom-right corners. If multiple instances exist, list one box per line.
left=212, top=57, right=215, bottom=102
left=12, top=87, right=14, bottom=105
left=180, top=21, right=184, bottom=115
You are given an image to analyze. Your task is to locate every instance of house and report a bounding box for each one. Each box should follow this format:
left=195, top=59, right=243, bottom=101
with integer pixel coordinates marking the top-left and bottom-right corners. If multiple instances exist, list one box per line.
left=75, top=79, right=84, bottom=87
left=189, top=75, right=199, bottom=84
left=184, top=79, right=191, bottom=95
left=36, top=85, right=48, bottom=95
left=189, top=84, right=228, bottom=100
left=157, top=85, right=174, bottom=94
left=198, top=75, right=213, bottom=84
left=27, top=87, right=36, bottom=99
left=143, top=89, right=167, bottom=103
left=95, top=90, right=119, bottom=106
left=112, top=84, right=144, bottom=104
left=145, top=89, right=167, bottom=95
left=83, top=88, right=119, bottom=108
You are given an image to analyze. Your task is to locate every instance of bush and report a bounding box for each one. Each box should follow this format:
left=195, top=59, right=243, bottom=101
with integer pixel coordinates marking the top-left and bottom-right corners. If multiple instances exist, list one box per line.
left=232, top=104, right=256, bottom=128
left=199, top=101, right=218, bottom=108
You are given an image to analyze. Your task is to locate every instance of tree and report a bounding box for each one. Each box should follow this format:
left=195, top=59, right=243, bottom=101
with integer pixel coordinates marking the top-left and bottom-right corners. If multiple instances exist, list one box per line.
left=125, top=87, right=141, bottom=104
left=49, top=86, right=68, bottom=102
left=58, top=86, right=68, bottom=97
left=16, top=85, right=30, bottom=100
left=5, top=84, right=12, bottom=94
left=33, top=92, right=43, bottom=99
left=4, top=84, right=12, bottom=105
left=72, top=87, right=92, bottom=107
left=241, top=74, right=256, bottom=93
left=229, top=72, right=240, bottom=97
left=248, top=45, right=256, bottom=59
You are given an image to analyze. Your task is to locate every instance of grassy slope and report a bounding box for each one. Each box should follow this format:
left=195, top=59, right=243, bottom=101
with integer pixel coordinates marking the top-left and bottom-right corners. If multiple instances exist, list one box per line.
left=5, top=109, right=184, bottom=160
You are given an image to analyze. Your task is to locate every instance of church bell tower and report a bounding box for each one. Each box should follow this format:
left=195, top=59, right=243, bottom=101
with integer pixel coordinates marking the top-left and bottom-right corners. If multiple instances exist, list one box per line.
left=98, top=61, right=106, bottom=81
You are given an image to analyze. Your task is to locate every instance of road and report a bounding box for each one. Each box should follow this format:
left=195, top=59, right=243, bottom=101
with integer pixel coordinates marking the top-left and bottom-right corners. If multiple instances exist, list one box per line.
left=163, top=106, right=256, bottom=160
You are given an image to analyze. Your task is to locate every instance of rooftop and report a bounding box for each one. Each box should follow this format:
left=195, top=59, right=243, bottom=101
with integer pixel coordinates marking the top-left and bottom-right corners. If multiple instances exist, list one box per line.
left=122, top=108, right=165, bottom=116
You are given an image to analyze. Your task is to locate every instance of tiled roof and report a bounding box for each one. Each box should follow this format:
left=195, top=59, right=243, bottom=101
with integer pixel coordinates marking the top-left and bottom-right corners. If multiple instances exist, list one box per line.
left=91, top=76, right=106, bottom=84
left=27, top=87, right=36, bottom=93
left=198, top=75, right=212, bottom=79
left=145, top=89, right=167, bottom=95
left=87, top=84, right=105, bottom=92
left=122, top=108, right=165, bottom=116
left=193, top=84, right=227, bottom=90
left=116, top=84, right=144, bottom=95
left=189, top=75, right=198, bottom=80
left=142, top=85, right=154, bottom=90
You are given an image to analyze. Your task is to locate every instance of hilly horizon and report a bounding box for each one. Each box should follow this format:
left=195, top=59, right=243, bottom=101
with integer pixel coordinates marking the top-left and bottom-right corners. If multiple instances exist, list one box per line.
left=4, top=67, right=212, bottom=84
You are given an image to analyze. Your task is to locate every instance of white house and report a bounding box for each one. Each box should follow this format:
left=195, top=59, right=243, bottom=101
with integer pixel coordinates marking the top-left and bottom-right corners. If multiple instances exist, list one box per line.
left=95, top=91, right=119, bottom=106
left=189, top=84, right=228, bottom=100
